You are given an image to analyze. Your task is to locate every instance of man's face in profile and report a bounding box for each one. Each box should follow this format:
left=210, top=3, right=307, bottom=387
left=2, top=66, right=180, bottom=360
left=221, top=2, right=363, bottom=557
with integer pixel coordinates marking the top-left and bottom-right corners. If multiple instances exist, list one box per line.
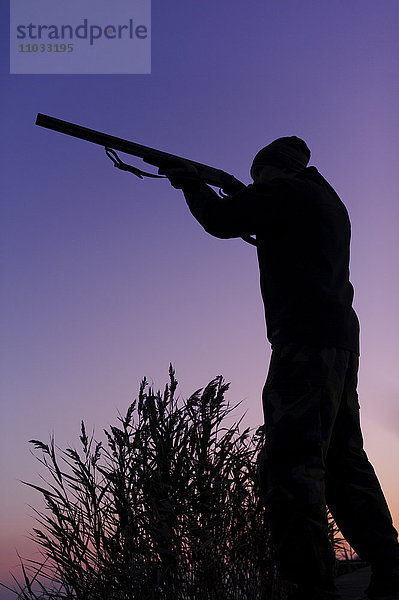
left=251, top=164, right=295, bottom=184
left=251, top=165, right=297, bottom=183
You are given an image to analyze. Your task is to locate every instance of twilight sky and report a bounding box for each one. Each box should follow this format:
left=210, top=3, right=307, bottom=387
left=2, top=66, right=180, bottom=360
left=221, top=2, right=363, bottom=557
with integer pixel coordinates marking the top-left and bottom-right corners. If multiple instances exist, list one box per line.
left=1, top=1, right=399, bottom=595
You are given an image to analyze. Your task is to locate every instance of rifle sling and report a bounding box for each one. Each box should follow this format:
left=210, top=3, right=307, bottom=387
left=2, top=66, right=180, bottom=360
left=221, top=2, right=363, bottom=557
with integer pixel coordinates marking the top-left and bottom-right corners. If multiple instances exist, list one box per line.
left=105, top=147, right=166, bottom=179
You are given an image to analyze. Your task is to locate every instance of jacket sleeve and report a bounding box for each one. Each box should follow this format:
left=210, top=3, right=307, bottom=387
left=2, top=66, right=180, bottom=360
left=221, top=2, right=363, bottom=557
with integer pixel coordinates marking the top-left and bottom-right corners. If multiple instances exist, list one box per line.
left=182, top=180, right=294, bottom=239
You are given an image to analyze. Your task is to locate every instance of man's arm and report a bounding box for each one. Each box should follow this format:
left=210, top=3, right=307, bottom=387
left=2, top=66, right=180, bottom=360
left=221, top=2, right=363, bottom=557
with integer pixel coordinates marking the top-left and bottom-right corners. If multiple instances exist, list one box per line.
left=159, top=161, right=269, bottom=239
left=182, top=182, right=256, bottom=238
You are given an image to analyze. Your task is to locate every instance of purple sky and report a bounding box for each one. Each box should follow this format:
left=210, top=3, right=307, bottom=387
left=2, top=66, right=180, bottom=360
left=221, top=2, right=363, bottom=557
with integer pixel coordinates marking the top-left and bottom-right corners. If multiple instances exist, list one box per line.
left=1, top=1, right=399, bottom=595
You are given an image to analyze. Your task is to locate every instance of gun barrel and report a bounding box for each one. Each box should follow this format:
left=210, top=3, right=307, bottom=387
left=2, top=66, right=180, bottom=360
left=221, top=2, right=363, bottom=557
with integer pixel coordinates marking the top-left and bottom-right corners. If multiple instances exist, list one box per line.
left=35, top=113, right=230, bottom=187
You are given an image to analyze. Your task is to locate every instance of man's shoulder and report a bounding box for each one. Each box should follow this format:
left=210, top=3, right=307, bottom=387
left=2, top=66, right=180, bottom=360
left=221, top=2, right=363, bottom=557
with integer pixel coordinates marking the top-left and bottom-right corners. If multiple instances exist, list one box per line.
left=298, top=167, right=339, bottom=193
left=241, top=168, right=342, bottom=209
left=295, top=167, right=344, bottom=203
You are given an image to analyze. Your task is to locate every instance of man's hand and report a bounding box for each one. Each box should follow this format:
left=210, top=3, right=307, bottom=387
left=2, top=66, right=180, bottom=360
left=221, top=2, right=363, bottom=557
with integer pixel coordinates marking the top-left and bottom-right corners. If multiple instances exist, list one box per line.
left=219, top=173, right=247, bottom=195
left=158, top=159, right=202, bottom=189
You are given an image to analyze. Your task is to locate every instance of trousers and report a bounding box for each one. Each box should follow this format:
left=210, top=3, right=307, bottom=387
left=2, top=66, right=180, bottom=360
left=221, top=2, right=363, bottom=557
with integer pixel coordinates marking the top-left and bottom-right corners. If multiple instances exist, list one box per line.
left=257, top=342, right=399, bottom=585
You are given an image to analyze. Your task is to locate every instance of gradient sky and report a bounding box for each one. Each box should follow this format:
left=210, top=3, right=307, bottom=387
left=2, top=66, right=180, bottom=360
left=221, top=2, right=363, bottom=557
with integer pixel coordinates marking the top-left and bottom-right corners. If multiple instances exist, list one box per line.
left=1, top=1, right=399, bottom=596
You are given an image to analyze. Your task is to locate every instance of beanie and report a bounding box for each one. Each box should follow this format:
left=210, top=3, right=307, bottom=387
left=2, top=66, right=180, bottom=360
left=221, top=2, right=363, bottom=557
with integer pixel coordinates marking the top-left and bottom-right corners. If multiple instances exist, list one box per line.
left=251, top=136, right=311, bottom=172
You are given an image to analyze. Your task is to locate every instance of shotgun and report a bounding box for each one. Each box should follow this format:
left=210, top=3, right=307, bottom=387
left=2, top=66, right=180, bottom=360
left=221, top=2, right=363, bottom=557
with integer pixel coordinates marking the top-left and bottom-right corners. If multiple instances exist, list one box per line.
left=35, top=113, right=256, bottom=245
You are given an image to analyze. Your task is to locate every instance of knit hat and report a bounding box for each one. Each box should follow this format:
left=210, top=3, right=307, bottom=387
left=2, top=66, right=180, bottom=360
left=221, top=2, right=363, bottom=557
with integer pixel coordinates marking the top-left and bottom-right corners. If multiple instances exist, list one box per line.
left=251, top=136, right=311, bottom=172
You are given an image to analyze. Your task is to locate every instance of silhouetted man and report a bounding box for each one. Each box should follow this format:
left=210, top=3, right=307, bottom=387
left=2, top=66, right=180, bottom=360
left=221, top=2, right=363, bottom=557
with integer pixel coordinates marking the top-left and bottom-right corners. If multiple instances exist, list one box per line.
left=159, top=137, right=399, bottom=600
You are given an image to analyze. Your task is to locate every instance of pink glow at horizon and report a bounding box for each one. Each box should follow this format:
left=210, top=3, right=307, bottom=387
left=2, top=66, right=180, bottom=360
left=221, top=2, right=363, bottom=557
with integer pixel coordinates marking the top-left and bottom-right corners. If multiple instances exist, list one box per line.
left=1, top=1, right=399, bottom=595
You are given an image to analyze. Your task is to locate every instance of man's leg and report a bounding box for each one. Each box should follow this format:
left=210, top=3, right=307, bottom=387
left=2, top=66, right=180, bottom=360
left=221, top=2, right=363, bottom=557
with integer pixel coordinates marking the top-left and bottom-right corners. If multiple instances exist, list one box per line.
left=325, top=352, right=399, bottom=596
left=257, top=343, right=348, bottom=595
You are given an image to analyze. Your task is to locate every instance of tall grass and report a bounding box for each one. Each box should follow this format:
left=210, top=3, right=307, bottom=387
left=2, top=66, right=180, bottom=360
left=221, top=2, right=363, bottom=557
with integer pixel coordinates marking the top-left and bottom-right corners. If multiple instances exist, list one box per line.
left=2, top=366, right=355, bottom=600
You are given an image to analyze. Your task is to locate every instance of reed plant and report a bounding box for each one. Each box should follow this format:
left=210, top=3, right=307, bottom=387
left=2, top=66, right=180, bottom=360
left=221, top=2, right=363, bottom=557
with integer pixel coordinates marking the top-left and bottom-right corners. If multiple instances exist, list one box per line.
left=2, top=366, right=355, bottom=600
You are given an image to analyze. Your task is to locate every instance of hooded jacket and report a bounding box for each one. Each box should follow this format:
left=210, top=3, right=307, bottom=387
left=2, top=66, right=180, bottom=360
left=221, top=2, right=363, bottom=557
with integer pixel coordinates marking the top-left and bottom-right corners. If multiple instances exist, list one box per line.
left=182, top=166, right=360, bottom=355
